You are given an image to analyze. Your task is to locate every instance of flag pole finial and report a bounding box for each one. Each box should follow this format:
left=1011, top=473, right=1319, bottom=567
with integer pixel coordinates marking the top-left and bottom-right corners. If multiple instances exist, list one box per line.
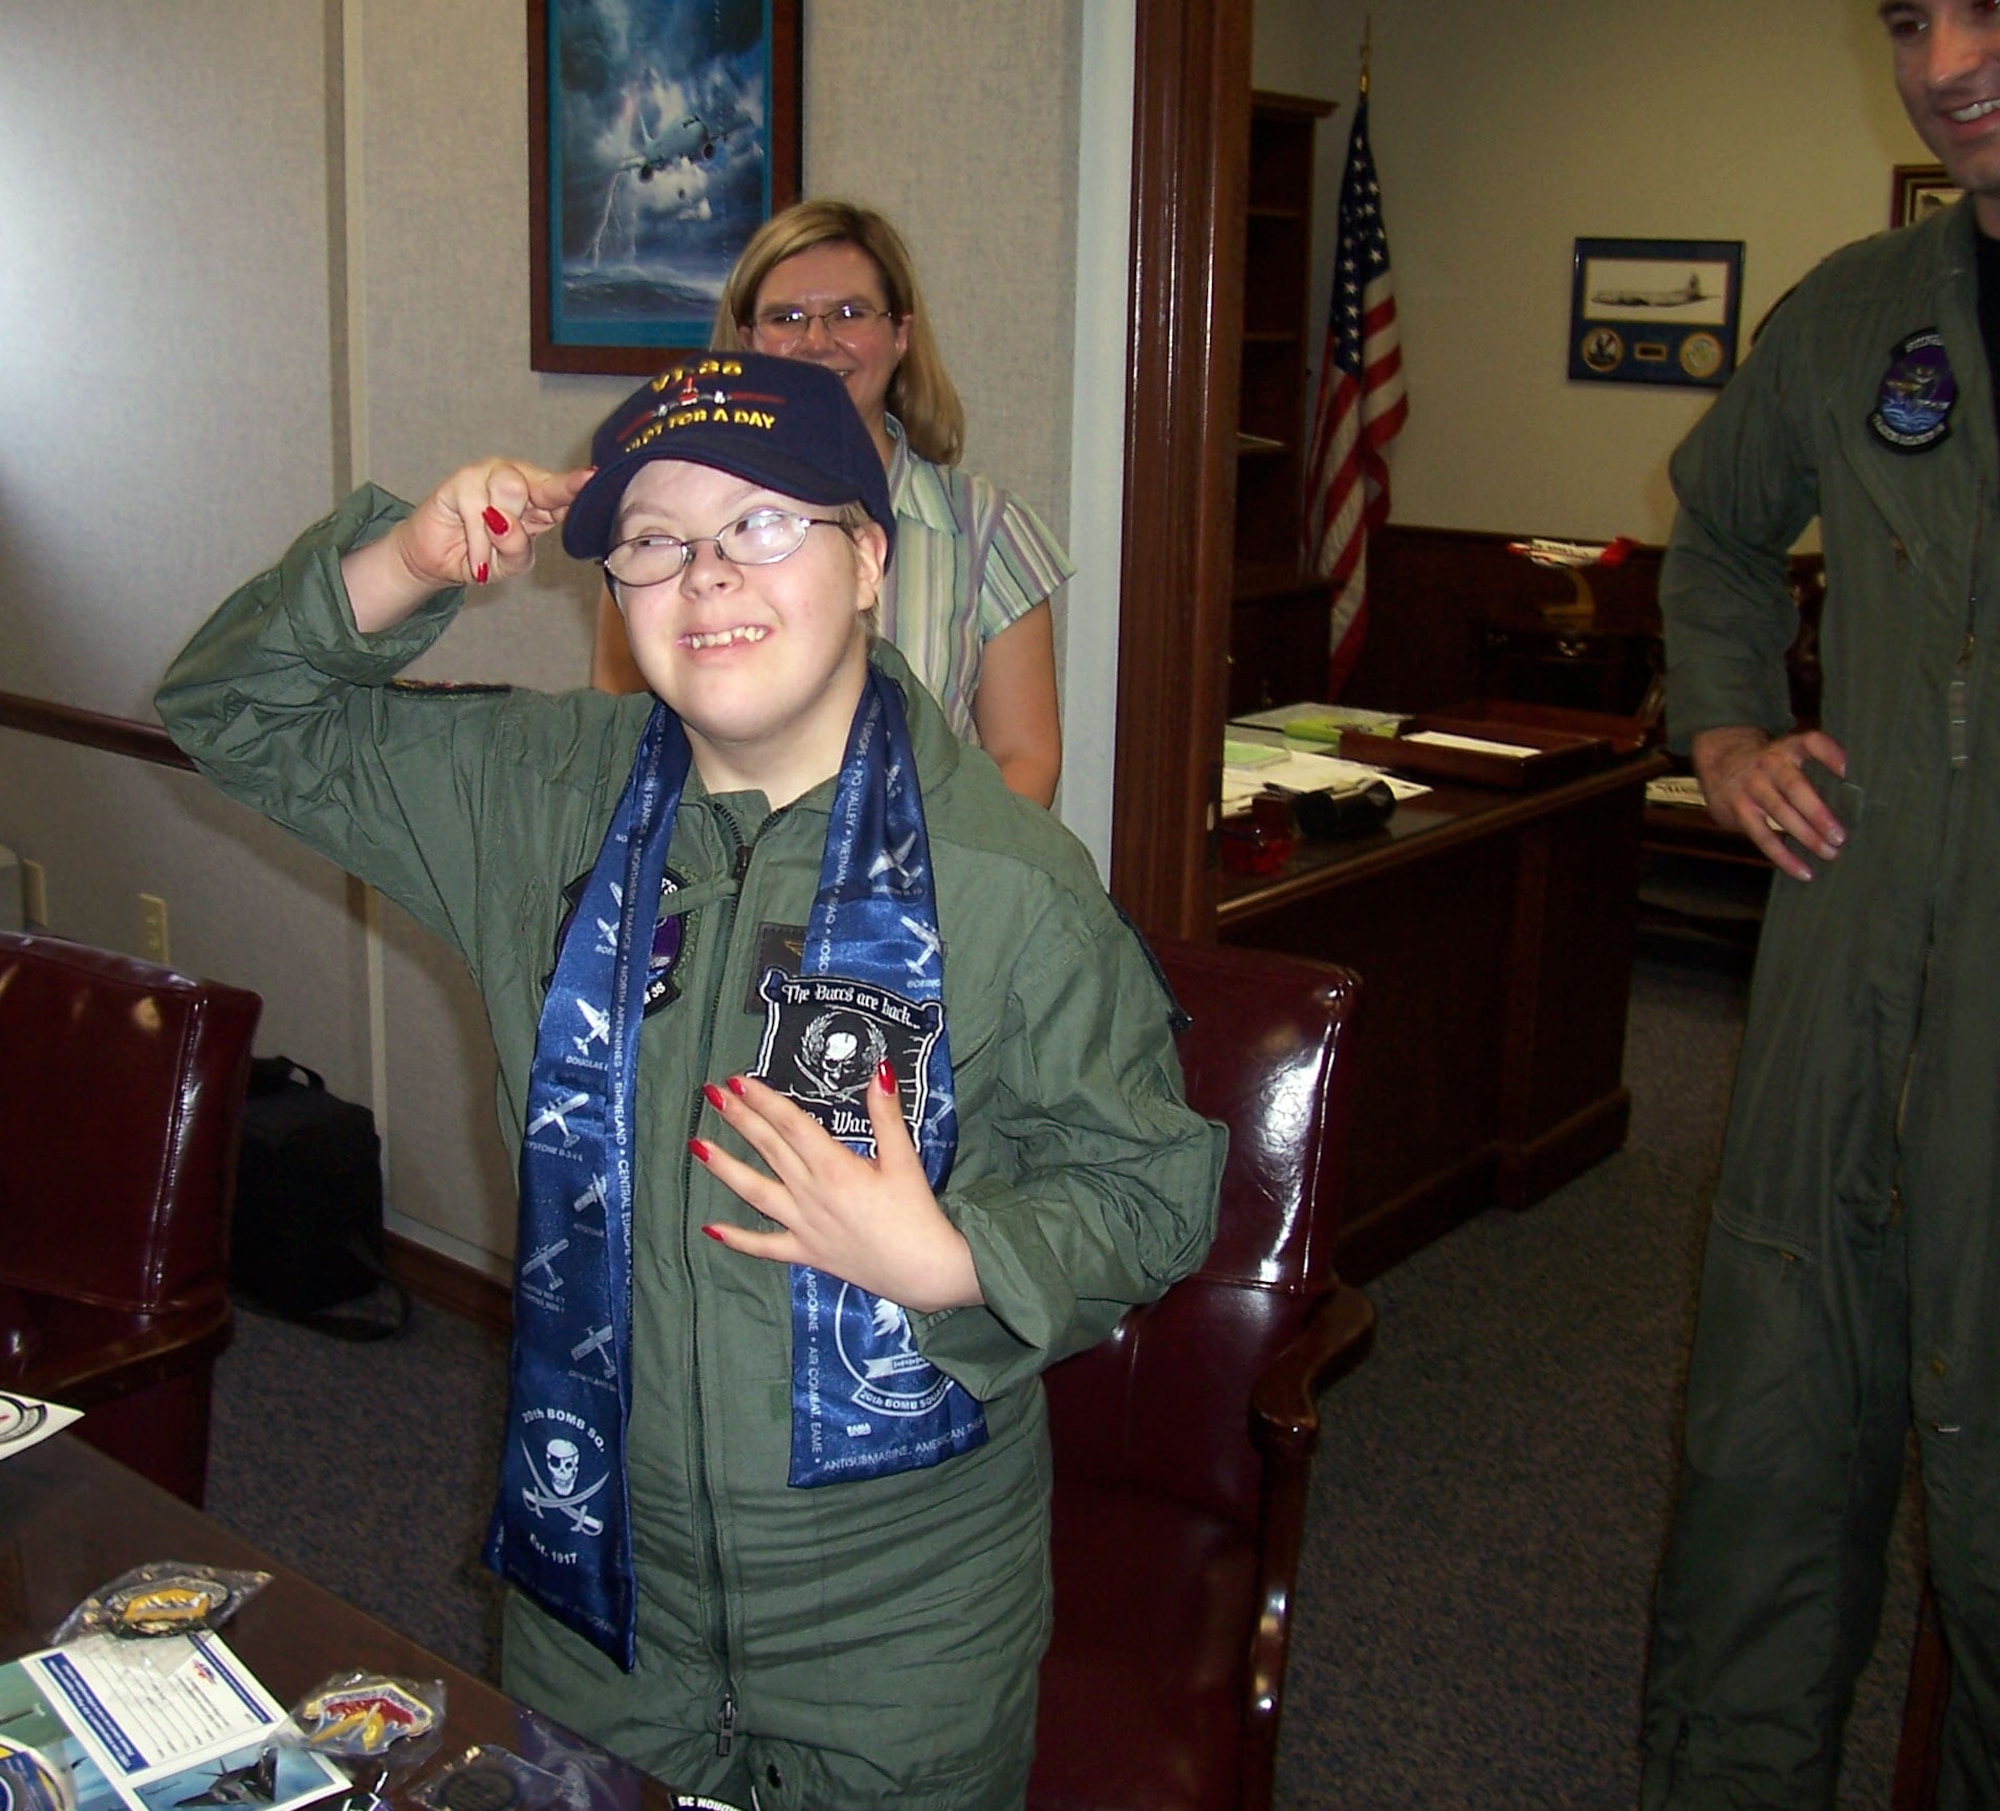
left=1360, top=14, right=1372, bottom=97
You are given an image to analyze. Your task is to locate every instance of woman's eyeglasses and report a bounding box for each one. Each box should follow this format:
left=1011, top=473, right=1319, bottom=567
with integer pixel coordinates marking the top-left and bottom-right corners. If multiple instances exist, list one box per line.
left=748, top=302, right=895, bottom=347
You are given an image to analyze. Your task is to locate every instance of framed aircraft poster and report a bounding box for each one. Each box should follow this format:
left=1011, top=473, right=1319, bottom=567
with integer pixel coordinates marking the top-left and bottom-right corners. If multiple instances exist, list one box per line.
left=529, top=0, right=802, bottom=374
left=1568, top=237, right=1743, bottom=389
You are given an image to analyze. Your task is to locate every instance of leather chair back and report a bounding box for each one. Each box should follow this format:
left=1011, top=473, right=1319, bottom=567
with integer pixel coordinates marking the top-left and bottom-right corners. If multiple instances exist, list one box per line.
left=0, top=931, right=260, bottom=1500
left=1032, top=935, right=1369, bottom=1811
left=1042, top=937, right=1356, bottom=1527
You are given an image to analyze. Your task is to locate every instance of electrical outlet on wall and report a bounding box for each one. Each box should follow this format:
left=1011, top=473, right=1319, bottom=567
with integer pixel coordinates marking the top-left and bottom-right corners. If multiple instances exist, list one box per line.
left=140, top=893, right=170, bottom=965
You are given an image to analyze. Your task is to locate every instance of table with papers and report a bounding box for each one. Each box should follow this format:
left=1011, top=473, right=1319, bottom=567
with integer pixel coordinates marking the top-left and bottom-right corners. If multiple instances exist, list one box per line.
left=1217, top=710, right=1668, bottom=1279
left=0, top=1435, right=681, bottom=1811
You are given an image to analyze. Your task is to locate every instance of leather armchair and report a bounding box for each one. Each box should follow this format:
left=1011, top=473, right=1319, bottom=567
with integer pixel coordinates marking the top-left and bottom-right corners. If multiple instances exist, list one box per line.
left=1029, top=936, right=1373, bottom=1811
left=0, top=931, right=260, bottom=1505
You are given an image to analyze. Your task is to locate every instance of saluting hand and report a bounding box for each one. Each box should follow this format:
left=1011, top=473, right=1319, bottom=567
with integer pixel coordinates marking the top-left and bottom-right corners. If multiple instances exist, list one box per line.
left=692, top=1066, right=984, bottom=1317
left=343, top=459, right=595, bottom=633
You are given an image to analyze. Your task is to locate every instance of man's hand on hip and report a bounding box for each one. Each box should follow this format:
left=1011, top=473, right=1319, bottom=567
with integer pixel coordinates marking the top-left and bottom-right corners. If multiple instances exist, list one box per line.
left=1692, top=724, right=1851, bottom=883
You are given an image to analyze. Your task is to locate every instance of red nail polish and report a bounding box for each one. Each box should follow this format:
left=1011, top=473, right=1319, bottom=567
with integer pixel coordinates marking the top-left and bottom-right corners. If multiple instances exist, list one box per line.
left=877, top=1059, right=896, bottom=1093
left=727, top=1075, right=748, bottom=1097
left=703, top=1082, right=728, bottom=1111
left=688, top=1137, right=712, bottom=1163
left=482, top=506, right=509, bottom=536
left=701, top=1224, right=726, bottom=1242
left=473, top=561, right=490, bottom=585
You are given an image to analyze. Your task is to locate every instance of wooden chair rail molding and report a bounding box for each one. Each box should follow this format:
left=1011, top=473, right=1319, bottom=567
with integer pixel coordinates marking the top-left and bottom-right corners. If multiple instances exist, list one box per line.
left=0, top=689, right=195, bottom=771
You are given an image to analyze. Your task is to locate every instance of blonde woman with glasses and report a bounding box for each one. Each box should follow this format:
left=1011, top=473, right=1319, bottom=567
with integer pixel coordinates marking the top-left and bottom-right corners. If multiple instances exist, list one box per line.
left=592, top=199, right=1071, bottom=807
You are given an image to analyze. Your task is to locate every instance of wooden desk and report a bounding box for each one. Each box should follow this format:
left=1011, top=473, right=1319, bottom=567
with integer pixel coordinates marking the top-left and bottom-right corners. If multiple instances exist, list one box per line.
left=0, top=1434, right=672, bottom=1809
left=1219, top=754, right=1665, bottom=1279
left=1637, top=801, right=1774, bottom=950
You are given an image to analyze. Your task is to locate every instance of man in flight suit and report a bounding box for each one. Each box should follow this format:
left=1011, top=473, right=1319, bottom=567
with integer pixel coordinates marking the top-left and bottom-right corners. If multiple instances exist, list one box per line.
left=1642, top=3, right=2000, bottom=1804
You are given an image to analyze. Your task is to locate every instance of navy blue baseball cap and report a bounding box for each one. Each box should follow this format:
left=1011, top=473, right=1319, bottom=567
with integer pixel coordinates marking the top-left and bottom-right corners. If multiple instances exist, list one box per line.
left=562, top=352, right=895, bottom=564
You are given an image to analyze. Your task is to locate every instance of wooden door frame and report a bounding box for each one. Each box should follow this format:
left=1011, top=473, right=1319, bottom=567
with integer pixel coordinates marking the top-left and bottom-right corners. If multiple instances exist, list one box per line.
left=1108, top=0, right=1251, bottom=941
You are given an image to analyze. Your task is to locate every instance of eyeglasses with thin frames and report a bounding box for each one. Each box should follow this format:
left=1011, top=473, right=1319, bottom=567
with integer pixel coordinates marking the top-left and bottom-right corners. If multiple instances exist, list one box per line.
left=602, top=507, right=844, bottom=590
left=748, top=302, right=896, bottom=348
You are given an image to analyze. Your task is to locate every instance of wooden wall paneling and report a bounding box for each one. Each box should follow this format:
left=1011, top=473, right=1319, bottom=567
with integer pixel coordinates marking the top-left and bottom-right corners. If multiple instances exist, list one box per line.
left=1345, top=524, right=1827, bottom=732
left=1347, top=527, right=1669, bottom=716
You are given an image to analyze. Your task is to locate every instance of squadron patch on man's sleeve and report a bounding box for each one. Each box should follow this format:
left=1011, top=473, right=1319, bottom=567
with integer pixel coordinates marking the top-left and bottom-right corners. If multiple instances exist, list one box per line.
left=1868, top=329, right=1956, bottom=453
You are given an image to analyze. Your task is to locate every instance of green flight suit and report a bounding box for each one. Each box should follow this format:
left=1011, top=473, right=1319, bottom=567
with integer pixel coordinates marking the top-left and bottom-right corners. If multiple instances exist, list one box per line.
left=1642, top=200, right=2000, bottom=1809
left=157, top=487, right=1226, bottom=1811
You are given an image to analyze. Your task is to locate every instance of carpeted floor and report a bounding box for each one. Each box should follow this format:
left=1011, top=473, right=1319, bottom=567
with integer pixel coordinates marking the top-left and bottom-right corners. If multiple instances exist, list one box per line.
left=203, top=942, right=1923, bottom=1808
left=1273, top=941, right=1920, bottom=1808
left=208, top=1292, right=510, bottom=1672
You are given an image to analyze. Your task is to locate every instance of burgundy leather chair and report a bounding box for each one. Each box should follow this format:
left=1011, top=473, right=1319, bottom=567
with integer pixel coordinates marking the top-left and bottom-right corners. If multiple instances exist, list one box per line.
left=0, top=930, right=260, bottom=1505
left=1029, top=936, right=1373, bottom=1811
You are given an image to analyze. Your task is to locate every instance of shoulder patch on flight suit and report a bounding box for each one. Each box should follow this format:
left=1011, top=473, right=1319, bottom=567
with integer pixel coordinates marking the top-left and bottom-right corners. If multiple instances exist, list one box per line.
left=546, top=867, right=689, bottom=1017
left=1868, top=329, right=1956, bottom=453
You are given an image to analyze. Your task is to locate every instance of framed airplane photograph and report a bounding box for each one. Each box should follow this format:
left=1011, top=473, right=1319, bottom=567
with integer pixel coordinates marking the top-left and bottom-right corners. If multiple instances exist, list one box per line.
left=529, top=0, right=802, bottom=374
left=1567, top=237, right=1743, bottom=389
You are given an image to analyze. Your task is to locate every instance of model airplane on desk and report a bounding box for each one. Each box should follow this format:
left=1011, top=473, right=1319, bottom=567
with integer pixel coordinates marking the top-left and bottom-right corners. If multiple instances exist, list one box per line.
left=1504, top=535, right=1635, bottom=570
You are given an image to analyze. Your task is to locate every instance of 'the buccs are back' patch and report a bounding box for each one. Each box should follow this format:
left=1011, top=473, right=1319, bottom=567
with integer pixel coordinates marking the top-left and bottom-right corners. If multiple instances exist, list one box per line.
left=1869, top=329, right=1956, bottom=453
left=751, top=968, right=944, bottom=1155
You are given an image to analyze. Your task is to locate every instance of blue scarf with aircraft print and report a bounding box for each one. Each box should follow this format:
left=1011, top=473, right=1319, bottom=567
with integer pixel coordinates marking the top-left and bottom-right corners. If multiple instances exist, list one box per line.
left=485, top=666, right=983, bottom=1671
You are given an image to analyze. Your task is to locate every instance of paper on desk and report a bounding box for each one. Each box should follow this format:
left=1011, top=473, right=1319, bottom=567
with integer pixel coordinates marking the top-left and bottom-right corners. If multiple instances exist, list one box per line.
left=1221, top=746, right=1430, bottom=815
left=1646, top=774, right=1707, bottom=808
left=0, top=1392, right=81, bottom=1462
left=13, top=1631, right=347, bottom=1811
left=1221, top=738, right=1288, bottom=770
left=1229, top=701, right=1407, bottom=738
left=1403, top=729, right=1540, bottom=758
left=1253, top=748, right=1430, bottom=801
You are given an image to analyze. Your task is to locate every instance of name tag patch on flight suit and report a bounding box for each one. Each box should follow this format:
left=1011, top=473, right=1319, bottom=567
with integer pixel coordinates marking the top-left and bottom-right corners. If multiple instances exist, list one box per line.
left=745, top=921, right=809, bottom=1011
left=1869, top=329, right=1957, bottom=452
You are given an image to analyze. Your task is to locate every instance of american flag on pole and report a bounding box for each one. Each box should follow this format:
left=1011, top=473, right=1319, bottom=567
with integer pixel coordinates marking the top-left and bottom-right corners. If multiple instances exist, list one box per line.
left=1303, top=92, right=1407, bottom=698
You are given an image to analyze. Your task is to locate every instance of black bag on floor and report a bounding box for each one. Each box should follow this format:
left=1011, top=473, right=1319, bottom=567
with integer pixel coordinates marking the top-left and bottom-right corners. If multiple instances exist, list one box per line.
left=231, top=1056, right=408, bottom=1339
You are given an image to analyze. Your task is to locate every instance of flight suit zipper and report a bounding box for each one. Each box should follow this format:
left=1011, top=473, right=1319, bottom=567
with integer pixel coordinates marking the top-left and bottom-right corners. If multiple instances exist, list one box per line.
left=680, top=804, right=747, bottom=1758
left=684, top=800, right=793, bottom=1758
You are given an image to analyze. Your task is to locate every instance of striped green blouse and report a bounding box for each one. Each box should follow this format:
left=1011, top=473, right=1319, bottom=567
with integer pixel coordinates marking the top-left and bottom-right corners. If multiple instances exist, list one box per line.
left=878, top=417, right=1074, bottom=744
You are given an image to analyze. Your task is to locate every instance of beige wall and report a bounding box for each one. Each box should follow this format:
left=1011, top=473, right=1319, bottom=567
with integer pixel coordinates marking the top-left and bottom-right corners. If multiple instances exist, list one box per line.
left=0, top=0, right=1086, bottom=1275
left=0, top=2, right=377, bottom=1124
left=6, top=0, right=1927, bottom=1274
left=1257, top=0, right=1932, bottom=544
